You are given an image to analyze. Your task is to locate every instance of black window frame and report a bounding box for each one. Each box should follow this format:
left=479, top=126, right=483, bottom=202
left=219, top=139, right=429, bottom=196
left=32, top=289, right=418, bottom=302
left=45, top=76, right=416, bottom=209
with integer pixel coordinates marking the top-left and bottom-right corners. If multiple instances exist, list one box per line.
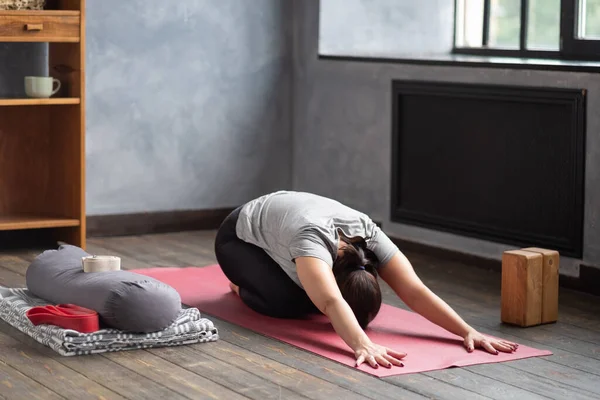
left=453, top=0, right=600, bottom=61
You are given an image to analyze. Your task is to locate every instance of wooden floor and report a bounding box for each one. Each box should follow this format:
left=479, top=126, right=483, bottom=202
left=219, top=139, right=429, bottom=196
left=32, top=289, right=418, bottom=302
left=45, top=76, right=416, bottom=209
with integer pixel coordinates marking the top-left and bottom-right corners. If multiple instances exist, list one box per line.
left=0, top=231, right=599, bottom=400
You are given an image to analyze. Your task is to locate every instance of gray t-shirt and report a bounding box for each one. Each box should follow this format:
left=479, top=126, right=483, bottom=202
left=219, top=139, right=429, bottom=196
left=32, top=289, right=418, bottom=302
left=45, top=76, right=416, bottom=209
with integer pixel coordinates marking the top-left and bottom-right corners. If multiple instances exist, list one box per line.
left=235, top=191, right=399, bottom=287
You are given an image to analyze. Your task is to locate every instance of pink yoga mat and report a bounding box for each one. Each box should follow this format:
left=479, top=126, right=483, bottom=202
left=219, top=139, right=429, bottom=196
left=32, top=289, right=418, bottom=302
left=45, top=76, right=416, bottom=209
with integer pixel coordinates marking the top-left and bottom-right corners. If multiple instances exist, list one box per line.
left=132, top=265, right=552, bottom=377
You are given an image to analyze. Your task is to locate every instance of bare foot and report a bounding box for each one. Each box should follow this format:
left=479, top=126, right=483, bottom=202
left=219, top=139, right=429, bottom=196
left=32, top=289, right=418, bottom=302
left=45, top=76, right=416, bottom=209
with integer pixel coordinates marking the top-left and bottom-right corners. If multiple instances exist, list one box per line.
left=229, top=282, right=240, bottom=296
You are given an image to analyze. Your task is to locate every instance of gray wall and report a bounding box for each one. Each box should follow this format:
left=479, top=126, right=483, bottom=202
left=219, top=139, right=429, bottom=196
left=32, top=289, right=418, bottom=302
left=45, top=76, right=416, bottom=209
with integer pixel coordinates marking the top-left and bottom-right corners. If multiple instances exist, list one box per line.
left=85, top=0, right=293, bottom=215
left=318, top=0, right=454, bottom=57
left=293, top=1, right=600, bottom=275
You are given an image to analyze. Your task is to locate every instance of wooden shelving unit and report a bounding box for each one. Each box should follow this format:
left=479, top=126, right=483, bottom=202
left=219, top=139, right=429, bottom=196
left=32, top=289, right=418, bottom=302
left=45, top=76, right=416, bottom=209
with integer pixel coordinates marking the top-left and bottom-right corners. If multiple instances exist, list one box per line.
left=0, top=0, right=86, bottom=249
left=0, top=98, right=80, bottom=106
left=0, top=215, right=80, bottom=230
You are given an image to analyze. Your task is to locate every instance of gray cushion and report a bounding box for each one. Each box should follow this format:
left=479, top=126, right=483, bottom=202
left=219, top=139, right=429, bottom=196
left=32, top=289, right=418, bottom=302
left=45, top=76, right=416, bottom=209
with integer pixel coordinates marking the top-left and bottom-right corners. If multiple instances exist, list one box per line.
left=25, top=245, right=181, bottom=333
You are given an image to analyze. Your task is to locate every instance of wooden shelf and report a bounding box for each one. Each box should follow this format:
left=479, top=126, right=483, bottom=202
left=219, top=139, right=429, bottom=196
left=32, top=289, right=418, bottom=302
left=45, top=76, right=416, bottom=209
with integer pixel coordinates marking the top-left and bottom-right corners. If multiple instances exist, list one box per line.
left=0, top=10, right=80, bottom=43
left=0, top=98, right=80, bottom=106
left=0, top=11, right=80, bottom=17
left=0, top=215, right=80, bottom=231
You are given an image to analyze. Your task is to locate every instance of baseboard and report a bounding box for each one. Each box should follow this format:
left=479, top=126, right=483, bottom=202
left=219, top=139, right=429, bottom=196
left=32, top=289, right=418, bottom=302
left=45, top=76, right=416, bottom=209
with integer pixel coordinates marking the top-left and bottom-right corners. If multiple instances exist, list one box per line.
left=86, top=208, right=236, bottom=237
left=390, top=236, right=600, bottom=297
left=560, top=264, right=600, bottom=296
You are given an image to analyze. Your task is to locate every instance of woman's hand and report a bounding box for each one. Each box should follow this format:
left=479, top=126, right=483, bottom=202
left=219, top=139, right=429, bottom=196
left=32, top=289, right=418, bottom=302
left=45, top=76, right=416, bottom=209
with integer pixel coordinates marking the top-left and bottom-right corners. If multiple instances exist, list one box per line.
left=463, top=330, right=519, bottom=354
left=354, top=340, right=406, bottom=369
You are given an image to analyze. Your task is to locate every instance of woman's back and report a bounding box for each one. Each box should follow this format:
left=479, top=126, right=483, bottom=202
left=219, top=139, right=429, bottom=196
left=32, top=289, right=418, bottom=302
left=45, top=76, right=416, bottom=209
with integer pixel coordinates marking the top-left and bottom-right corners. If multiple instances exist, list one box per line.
left=235, top=191, right=394, bottom=287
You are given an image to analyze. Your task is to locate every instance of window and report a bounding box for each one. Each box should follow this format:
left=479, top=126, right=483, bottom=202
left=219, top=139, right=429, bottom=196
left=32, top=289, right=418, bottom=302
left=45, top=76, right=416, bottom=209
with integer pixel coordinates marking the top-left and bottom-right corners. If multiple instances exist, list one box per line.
left=454, top=0, right=600, bottom=60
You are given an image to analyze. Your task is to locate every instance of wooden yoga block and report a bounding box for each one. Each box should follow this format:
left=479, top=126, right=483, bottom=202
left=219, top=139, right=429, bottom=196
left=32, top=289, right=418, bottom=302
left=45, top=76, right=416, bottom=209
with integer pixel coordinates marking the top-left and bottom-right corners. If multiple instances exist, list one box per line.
left=501, top=250, right=543, bottom=327
left=522, top=247, right=559, bottom=324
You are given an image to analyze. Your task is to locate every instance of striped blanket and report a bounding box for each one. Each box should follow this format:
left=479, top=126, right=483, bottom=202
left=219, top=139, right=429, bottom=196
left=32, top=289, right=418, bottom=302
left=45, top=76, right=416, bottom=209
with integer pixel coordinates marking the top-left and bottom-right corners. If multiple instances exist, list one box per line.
left=0, top=287, right=219, bottom=356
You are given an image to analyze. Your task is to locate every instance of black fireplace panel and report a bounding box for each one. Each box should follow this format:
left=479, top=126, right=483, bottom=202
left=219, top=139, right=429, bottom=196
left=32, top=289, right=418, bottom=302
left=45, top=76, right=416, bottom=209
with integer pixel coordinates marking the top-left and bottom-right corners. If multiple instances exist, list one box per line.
left=390, top=81, right=586, bottom=258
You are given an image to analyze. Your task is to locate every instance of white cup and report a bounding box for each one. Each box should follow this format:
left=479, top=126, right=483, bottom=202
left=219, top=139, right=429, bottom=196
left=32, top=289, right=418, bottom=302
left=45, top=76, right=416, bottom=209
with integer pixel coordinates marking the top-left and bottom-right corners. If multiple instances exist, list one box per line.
left=24, top=76, right=61, bottom=98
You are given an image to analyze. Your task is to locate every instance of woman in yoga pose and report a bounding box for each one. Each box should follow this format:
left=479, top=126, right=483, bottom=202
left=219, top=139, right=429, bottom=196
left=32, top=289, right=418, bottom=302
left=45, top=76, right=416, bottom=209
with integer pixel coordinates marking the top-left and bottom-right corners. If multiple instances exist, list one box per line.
left=215, top=191, right=518, bottom=369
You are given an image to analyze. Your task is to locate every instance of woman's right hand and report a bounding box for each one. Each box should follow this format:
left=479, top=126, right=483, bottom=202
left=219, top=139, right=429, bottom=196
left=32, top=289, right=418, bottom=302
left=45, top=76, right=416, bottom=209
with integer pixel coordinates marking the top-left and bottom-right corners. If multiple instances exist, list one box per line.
left=354, top=340, right=406, bottom=368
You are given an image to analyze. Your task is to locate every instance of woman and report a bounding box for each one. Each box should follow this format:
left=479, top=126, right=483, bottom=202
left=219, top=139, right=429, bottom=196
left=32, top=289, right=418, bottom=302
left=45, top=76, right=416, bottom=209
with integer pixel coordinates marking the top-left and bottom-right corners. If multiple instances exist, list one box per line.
left=215, top=191, right=518, bottom=369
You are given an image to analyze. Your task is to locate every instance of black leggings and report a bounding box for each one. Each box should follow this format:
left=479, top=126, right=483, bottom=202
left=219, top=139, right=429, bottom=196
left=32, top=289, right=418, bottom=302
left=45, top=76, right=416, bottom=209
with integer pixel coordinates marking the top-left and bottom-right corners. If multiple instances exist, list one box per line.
left=214, top=207, right=319, bottom=318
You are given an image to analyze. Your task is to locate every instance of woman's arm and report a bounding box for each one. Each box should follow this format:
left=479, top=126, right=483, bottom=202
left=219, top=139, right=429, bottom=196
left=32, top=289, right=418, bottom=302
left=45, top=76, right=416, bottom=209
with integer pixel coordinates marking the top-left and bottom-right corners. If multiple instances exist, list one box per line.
left=378, top=251, right=518, bottom=354
left=295, top=256, right=406, bottom=368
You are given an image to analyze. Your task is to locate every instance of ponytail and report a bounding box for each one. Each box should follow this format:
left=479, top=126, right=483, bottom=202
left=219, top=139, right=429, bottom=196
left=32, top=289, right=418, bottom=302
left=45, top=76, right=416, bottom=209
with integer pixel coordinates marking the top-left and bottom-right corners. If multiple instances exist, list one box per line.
left=332, top=235, right=382, bottom=328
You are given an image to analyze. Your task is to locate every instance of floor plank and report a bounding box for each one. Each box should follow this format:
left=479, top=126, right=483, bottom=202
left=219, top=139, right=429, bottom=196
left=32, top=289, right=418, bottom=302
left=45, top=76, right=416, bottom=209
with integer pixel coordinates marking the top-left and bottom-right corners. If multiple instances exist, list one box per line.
left=463, top=363, right=599, bottom=400
left=86, top=240, right=155, bottom=270
left=0, top=255, right=30, bottom=276
left=0, top=266, right=26, bottom=288
left=104, top=350, right=249, bottom=400
left=0, top=331, right=126, bottom=400
left=422, top=368, right=550, bottom=400
left=140, top=233, right=217, bottom=266
left=0, top=359, right=64, bottom=400
left=538, top=322, right=600, bottom=346
left=1, top=324, right=187, bottom=400
left=387, top=373, right=500, bottom=400
left=147, top=345, right=309, bottom=400
left=95, top=236, right=185, bottom=268
left=190, top=332, right=378, bottom=400
left=149, top=231, right=219, bottom=261
left=503, top=358, right=600, bottom=396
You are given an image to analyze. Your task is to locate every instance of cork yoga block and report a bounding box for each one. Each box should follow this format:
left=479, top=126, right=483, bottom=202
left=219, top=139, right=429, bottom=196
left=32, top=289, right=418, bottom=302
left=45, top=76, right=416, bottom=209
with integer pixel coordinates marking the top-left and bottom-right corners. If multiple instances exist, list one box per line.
left=522, top=247, right=559, bottom=324
left=501, top=250, right=543, bottom=327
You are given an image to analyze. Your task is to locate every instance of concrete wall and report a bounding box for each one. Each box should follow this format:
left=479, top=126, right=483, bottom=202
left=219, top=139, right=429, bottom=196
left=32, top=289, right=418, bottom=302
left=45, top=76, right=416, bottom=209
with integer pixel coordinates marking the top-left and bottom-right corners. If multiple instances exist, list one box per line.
left=318, top=0, right=454, bottom=57
left=293, top=0, right=600, bottom=275
left=84, top=0, right=293, bottom=215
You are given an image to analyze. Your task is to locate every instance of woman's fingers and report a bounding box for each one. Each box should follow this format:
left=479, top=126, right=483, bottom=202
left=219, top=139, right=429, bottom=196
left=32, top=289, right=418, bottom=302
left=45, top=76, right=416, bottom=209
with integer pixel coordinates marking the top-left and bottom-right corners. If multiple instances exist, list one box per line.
left=355, top=354, right=365, bottom=367
left=464, top=336, right=475, bottom=353
left=356, top=353, right=379, bottom=368
left=367, top=355, right=378, bottom=368
left=384, top=353, right=405, bottom=367
left=376, top=354, right=392, bottom=368
left=500, top=340, right=519, bottom=350
left=356, top=349, right=407, bottom=369
left=481, top=339, right=499, bottom=355
left=493, top=341, right=516, bottom=353
left=492, top=342, right=511, bottom=352
left=463, top=331, right=519, bottom=355
left=364, top=355, right=379, bottom=368
left=386, top=348, right=407, bottom=359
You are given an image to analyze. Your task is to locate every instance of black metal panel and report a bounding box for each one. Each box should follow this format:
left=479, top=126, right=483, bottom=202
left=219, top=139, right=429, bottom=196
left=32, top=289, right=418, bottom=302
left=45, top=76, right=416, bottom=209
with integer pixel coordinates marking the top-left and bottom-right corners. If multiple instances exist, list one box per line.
left=390, top=80, right=586, bottom=257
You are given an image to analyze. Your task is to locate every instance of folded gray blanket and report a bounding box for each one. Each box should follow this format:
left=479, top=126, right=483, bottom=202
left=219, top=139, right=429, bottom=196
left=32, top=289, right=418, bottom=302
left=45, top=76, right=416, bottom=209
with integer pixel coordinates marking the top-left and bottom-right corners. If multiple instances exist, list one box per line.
left=0, top=287, right=218, bottom=356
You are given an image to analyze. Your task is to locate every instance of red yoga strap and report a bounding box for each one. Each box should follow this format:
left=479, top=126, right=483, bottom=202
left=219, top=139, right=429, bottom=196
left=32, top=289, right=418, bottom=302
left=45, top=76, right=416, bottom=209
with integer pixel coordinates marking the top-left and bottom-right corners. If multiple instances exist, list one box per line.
left=26, top=304, right=100, bottom=333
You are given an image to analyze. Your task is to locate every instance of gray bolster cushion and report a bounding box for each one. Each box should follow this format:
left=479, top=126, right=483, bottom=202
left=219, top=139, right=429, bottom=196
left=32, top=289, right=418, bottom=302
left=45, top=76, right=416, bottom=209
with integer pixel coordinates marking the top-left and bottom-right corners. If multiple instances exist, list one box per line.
left=25, top=245, right=182, bottom=333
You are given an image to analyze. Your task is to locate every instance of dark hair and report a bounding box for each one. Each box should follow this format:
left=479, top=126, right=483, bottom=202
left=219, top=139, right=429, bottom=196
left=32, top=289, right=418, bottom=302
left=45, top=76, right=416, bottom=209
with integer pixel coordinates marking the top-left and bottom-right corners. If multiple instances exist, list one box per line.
left=332, top=235, right=382, bottom=329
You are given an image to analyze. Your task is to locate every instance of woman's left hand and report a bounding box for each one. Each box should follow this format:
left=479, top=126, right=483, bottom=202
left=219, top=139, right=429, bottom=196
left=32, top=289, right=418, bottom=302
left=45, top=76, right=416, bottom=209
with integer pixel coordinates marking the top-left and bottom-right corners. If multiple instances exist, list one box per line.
left=463, top=330, right=519, bottom=354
